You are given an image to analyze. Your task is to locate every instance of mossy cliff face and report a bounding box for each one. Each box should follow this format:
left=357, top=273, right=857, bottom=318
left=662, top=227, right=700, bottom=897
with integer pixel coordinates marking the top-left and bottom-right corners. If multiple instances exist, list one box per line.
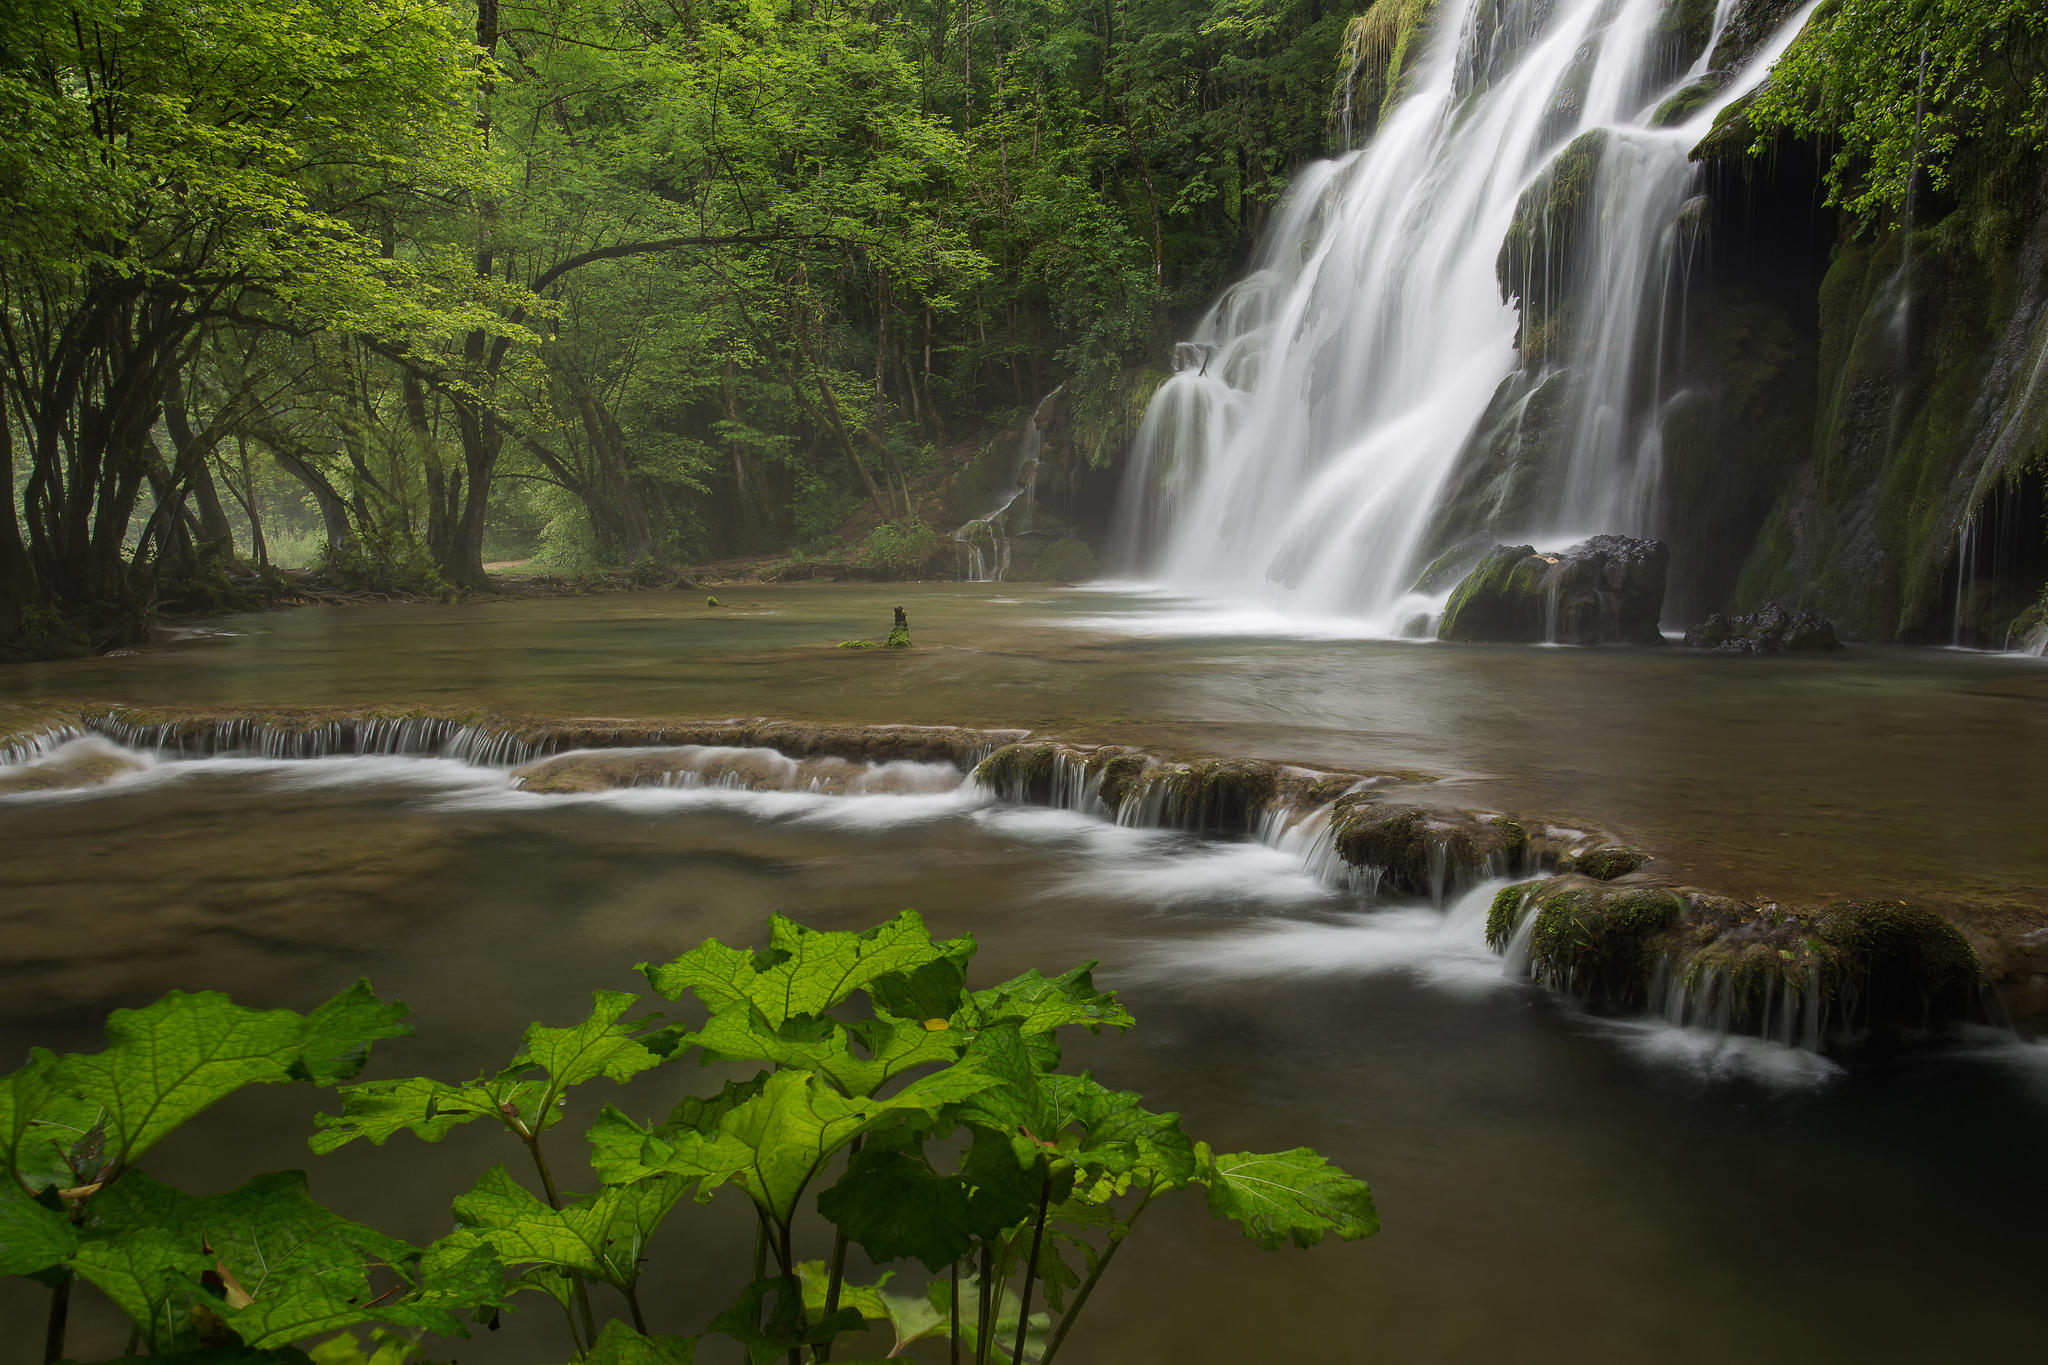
left=1730, top=151, right=2048, bottom=640
left=1489, top=879, right=1988, bottom=1043
left=1685, top=77, right=2048, bottom=641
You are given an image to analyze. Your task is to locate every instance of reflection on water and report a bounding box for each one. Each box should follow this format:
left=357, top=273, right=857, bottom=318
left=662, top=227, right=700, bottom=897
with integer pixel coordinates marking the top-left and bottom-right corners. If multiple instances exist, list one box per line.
left=2, top=757, right=2046, bottom=1363
left=4, top=583, right=2045, bottom=905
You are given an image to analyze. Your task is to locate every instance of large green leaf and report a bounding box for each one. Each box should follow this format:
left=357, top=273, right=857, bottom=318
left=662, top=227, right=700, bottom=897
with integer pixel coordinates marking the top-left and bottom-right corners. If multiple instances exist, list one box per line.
left=1196, top=1144, right=1378, bottom=1250
left=0, top=1176, right=76, bottom=1275
left=794, top=1261, right=949, bottom=1356
left=814, top=1139, right=976, bottom=1272
left=583, top=1319, right=699, bottom=1365
left=639, top=1066, right=996, bottom=1224
left=309, top=1071, right=540, bottom=1154
left=66, top=1226, right=211, bottom=1349
left=689, top=1005, right=963, bottom=1098
left=314, top=991, right=668, bottom=1153
left=706, top=1274, right=864, bottom=1365
left=289, top=981, right=414, bottom=1087
left=448, top=1165, right=685, bottom=1291
left=82, top=1170, right=491, bottom=1346
left=22, top=985, right=410, bottom=1178
left=587, top=1073, right=770, bottom=1185
left=642, top=911, right=970, bottom=1029
left=520, top=990, right=669, bottom=1098
left=1041, top=1074, right=1196, bottom=1196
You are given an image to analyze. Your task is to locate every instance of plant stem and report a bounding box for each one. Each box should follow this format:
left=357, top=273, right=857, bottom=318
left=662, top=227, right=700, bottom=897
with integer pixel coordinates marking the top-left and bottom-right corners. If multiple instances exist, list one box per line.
left=525, top=1132, right=601, bottom=1353
left=1012, top=1173, right=1052, bottom=1365
left=816, top=1136, right=862, bottom=1362
left=950, top=1259, right=963, bottom=1365
left=974, top=1242, right=995, bottom=1365
left=779, top=1219, right=803, bottom=1365
left=1039, top=1194, right=1153, bottom=1365
left=42, top=1273, right=70, bottom=1365
left=624, top=1281, right=649, bottom=1335
left=753, top=1215, right=771, bottom=1331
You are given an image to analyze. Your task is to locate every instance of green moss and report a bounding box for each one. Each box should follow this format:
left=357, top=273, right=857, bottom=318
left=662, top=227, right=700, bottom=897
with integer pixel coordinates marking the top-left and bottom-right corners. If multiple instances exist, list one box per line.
left=1093, top=752, right=1151, bottom=813
left=1436, top=544, right=1543, bottom=642
left=1489, top=818, right=1529, bottom=863
left=1527, top=888, right=1686, bottom=1007
left=1812, top=900, right=1982, bottom=1020
left=836, top=639, right=878, bottom=649
left=1566, top=845, right=1649, bottom=880
left=972, top=742, right=1061, bottom=801
left=1497, top=132, right=1608, bottom=357
left=1485, top=881, right=1541, bottom=951
left=1167, top=758, right=1279, bottom=834
left=1651, top=77, right=1719, bottom=128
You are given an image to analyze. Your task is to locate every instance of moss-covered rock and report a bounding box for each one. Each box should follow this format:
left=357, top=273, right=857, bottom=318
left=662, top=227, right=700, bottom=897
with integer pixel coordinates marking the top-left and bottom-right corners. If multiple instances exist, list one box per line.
left=1491, top=878, right=1988, bottom=1042
left=1437, top=535, right=1668, bottom=644
left=971, top=742, right=1063, bottom=803
left=1329, top=796, right=1520, bottom=895
left=1165, top=758, right=1279, bottom=835
left=1561, top=844, right=1650, bottom=880
left=0, top=739, right=149, bottom=794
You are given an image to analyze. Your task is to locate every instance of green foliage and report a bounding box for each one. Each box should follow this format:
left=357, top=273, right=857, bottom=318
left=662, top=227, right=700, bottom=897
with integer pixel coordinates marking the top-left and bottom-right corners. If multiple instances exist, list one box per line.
left=5, top=913, right=1372, bottom=1364
left=860, top=521, right=942, bottom=579
left=1748, top=0, right=2048, bottom=217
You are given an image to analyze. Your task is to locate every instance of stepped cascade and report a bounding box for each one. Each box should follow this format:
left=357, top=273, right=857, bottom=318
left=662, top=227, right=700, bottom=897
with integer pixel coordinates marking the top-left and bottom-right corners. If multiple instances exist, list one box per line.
left=1113, top=0, right=1814, bottom=631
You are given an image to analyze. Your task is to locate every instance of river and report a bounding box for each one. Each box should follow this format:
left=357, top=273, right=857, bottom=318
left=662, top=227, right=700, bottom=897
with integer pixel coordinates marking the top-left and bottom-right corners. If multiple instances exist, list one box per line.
left=3, top=585, right=2046, bottom=1362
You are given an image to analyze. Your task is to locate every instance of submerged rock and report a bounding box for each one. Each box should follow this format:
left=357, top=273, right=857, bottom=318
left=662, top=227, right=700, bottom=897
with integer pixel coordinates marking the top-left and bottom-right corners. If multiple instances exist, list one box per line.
left=1682, top=604, right=1843, bottom=653
left=0, top=737, right=149, bottom=793
left=1437, top=535, right=1669, bottom=645
left=1560, top=843, right=1651, bottom=880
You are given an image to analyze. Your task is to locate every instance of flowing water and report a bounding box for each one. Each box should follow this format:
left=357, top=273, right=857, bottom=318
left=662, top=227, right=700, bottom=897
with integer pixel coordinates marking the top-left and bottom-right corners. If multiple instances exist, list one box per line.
left=955, top=390, right=1061, bottom=582
left=1113, top=0, right=1815, bottom=630
left=3, top=737, right=2047, bottom=1363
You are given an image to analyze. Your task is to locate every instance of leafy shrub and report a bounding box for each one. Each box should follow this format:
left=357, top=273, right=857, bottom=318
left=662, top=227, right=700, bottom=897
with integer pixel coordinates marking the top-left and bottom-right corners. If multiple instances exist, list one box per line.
left=860, top=520, right=941, bottom=578
left=4, top=914, right=1375, bottom=1364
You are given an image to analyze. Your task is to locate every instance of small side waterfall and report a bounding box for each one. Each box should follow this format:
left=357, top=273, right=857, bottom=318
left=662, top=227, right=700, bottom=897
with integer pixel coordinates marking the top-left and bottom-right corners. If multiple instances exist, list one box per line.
left=956, top=389, right=1061, bottom=582
left=1113, top=0, right=1817, bottom=629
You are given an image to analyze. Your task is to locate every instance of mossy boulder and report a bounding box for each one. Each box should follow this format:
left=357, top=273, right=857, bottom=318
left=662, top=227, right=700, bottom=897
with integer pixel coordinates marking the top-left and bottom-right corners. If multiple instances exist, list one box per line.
left=1438, top=535, right=1668, bottom=644
left=971, top=742, right=1063, bottom=803
left=1491, top=879, right=1987, bottom=1042
left=1329, top=797, right=1520, bottom=896
left=1164, top=759, right=1279, bottom=835
left=0, top=740, right=149, bottom=794
left=1561, top=844, right=1650, bottom=880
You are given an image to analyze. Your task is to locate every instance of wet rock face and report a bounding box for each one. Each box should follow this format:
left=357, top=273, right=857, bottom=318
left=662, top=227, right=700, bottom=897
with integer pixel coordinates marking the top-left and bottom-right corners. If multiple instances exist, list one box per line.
left=1438, top=535, right=1669, bottom=645
left=1683, top=604, right=1843, bottom=653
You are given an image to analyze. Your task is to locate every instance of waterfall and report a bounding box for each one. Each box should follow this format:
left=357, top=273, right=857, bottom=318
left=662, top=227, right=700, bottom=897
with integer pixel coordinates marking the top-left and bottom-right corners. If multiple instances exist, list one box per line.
left=957, top=388, right=1061, bottom=582
left=1113, top=0, right=1817, bottom=632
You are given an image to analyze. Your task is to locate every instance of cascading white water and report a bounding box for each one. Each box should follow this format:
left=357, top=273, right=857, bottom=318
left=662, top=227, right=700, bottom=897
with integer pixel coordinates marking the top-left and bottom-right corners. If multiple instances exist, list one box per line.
left=957, top=388, right=1062, bottom=582
left=1113, top=0, right=1816, bottom=632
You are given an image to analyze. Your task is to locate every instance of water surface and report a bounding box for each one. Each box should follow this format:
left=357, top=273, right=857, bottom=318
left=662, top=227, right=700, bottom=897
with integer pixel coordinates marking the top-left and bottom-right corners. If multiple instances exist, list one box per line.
left=2, top=755, right=2044, bottom=1363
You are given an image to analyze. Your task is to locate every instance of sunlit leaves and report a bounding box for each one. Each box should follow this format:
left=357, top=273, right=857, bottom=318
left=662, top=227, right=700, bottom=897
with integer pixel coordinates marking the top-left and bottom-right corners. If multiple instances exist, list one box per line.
left=638, top=1067, right=996, bottom=1225
left=4, top=982, right=410, bottom=1185
left=584, top=1320, right=699, bottom=1365
left=1196, top=1145, right=1379, bottom=1250
left=80, top=1171, right=489, bottom=1347
left=447, top=1165, right=684, bottom=1294
left=313, top=991, right=668, bottom=1152
left=0, top=1181, right=75, bottom=1276
left=707, top=1275, right=863, bottom=1365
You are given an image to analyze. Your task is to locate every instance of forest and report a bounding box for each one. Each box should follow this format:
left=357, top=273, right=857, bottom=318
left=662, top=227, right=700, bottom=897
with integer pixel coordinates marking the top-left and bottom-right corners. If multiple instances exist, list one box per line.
left=1, top=0, right=1368, bottom=652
